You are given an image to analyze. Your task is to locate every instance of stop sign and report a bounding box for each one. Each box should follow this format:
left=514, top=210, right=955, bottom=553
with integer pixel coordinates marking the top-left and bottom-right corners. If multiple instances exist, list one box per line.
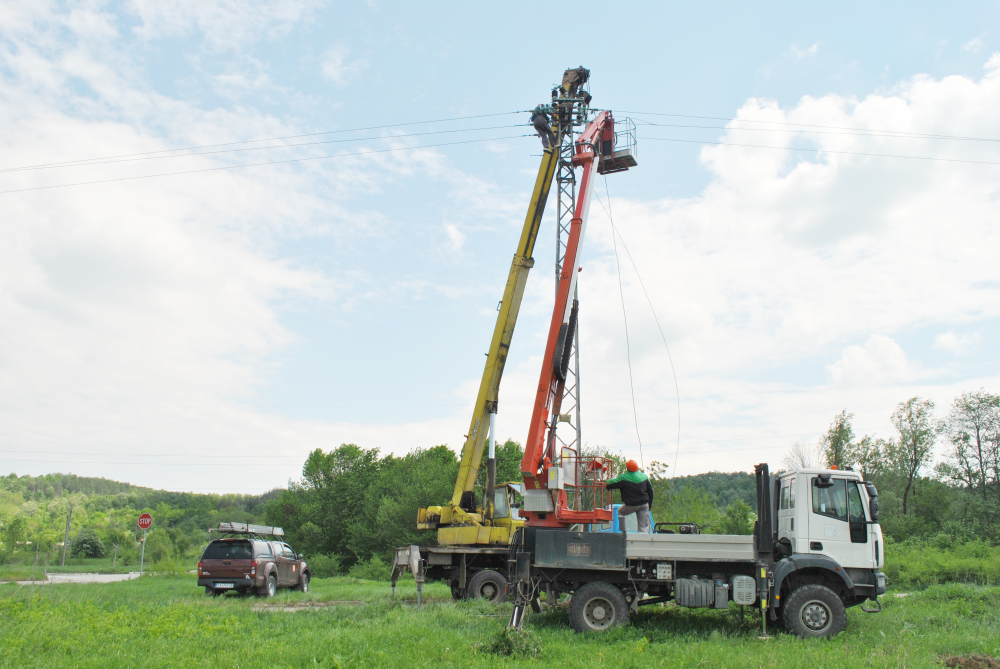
left=137, top=513, right=153, bottom=530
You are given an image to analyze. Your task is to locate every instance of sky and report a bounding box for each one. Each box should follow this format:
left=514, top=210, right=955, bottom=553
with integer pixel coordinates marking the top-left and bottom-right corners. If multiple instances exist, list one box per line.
left=2, top=1, right=1000, bottom=493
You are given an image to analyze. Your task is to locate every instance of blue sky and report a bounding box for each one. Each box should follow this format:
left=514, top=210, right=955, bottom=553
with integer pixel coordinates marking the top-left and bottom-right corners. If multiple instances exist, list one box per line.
left=2, top=1, right=1000, bottom=492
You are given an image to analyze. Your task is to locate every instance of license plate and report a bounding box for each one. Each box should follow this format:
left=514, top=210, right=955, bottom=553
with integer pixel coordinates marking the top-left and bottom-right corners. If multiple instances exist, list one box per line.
left=214, top=582, right=235, bottom=589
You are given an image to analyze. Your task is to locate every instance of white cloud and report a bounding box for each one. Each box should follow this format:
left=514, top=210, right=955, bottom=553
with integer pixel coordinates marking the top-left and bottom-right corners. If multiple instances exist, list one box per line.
left=792, top=42, right=821, bottom=59
left=562, top=57, right=1000, bottom=474
left=934, top=331, right=981, bottom=353
left=129, top=0, right=321, bottom=51
left=321, top=45, right=368, bottom=85
left=963, top=37, right=985, bottom=53
left=826, top=335, right=915, bottom=385
left=444, top=224, right=465, bottom=252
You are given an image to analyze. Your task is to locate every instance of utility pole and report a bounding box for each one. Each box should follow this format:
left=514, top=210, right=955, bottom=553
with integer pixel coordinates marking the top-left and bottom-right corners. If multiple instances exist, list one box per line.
left=551, top=68, right=591, bottom=461
left=60, top=505, right=72, bottom=567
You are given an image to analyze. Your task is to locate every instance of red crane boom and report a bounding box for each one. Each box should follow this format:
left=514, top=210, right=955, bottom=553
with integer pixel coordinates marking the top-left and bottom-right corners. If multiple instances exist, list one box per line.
left=520, top=110, right=636, bottom=527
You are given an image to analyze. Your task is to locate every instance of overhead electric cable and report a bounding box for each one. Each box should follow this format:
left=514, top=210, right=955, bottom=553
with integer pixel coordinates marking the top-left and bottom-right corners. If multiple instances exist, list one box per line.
left=0, top=134, right=532, bottom=195
left=630, top=119, right=1000, bottom=143
left=0, top=123, right=527, bottom=174
left=641, top=136, right=1000, bottom=166
left=0, top=110, right=529, bottom=173
left=603, top=175, right=644, bottom=469
left=616, top=110, right=1000, bottom=143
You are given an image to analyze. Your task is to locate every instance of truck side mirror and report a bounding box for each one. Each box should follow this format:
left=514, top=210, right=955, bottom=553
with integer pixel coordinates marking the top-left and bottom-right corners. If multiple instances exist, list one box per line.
left=864, top=480, right=880, bottom=521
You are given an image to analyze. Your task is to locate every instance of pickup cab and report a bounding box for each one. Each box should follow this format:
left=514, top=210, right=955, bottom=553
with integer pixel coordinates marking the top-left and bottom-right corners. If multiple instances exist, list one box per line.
left=197, top=535, right=310, bottom=597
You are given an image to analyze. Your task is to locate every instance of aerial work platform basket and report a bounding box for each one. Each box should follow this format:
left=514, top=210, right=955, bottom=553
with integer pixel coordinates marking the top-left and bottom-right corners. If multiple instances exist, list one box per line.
left=598, top=117, right=637, bottom=175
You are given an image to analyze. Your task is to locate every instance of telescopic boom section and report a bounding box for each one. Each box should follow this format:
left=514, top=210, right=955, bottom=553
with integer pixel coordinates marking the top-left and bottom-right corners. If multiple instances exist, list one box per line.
left=449, top=148, right=560, bottom=509
left=520, top=111, right=633, bottom=528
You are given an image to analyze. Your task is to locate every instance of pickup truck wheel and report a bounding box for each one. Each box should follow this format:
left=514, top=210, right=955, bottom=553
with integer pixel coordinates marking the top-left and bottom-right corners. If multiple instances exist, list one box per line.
left=295, top=573, right=310, bottom=593
left=569, top=582, right=630, bottom=633
left=782, top=584, right=846, bottom=638
left=205, top=587, right=220, bottom=597
left=257, top=574, right=277, bottom=598
left=466, top=570, right=506, bottom=604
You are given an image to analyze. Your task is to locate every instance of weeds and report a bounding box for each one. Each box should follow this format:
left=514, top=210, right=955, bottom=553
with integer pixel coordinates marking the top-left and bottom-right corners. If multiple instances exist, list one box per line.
left=475, top=627, right=541, bottom=658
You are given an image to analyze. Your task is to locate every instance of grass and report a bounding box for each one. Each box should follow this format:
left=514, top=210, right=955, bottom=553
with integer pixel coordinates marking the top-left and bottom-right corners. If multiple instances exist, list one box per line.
left=0, top=575, right=998, bottom=668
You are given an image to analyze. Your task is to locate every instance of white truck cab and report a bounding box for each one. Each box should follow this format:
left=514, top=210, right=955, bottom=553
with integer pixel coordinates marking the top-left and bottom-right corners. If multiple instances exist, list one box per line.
left=777, top=468, right=884, bottom=572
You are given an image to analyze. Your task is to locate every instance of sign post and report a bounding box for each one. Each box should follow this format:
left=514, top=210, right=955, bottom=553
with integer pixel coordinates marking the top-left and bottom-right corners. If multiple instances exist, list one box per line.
left=137, top=513, right=153, bottom=576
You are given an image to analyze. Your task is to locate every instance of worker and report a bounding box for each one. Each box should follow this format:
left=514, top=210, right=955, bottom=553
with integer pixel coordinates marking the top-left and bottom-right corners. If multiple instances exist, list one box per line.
left=531, top=106, right=556, bottom=151
left=606, top=459, right=654, bottom=533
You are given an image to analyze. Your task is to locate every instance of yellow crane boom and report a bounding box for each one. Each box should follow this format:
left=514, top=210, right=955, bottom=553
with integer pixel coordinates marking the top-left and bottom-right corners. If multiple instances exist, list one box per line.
left=417, top=146, right=558, bottom=544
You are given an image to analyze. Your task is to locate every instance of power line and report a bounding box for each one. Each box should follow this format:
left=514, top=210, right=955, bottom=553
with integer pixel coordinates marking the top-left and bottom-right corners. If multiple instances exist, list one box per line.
left=0, top=124, right=527, bottom=174
left=603, top=175, right=644, bottom=469
left=641, top=135, right=1000, bottom=166
left=0, top=110, right=529, bottom=173
left=631, top=119, right=1000, bottom=143
left=593, top=189, right=683, bottom=476
left=616, top=110, right=1000, bottom=143
left=0, top=134, right=531, bottom=195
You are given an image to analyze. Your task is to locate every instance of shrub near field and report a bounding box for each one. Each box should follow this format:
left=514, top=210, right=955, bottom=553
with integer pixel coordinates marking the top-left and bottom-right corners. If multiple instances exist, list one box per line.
left=0, top=576, right=999, bottom=668
left=885, top=538, right=1000, bottom=588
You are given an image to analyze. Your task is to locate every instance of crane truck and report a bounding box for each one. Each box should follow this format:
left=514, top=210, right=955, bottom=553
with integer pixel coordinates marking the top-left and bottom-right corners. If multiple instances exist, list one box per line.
left=393, top=67, right=636, bottom=603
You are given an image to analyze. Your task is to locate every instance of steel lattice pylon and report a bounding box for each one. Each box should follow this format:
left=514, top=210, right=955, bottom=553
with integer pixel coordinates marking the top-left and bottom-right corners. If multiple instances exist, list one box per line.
left=552, top=84, right=590, bottom=458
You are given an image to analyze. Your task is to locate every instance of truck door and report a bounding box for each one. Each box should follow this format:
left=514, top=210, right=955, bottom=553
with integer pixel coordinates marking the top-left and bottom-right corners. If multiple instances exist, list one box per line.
left=271, top=542, right=290, bottom=585
left=808, top=476, right=872, bottom=568
left=280, top=544, right=299, bottom=585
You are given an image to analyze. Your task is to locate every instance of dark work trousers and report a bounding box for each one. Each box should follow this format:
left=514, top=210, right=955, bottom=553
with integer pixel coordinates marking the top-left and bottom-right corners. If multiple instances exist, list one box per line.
left=532, top=115, right=556, bottom=150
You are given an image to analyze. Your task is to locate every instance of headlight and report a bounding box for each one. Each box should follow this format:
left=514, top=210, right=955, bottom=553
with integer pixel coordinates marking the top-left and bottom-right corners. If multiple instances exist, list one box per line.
left=876, top=573, right=886, bottom=589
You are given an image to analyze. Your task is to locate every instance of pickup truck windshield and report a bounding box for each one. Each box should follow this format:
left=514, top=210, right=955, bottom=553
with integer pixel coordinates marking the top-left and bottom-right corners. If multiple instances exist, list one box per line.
left=202, top=540, right=252, bottom=559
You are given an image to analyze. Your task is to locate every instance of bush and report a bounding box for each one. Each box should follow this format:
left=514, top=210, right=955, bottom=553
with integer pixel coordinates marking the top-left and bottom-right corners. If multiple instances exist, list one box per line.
left=475, top=628, right=541, bottom=658
left=307, top=553, right=341, bottom=578
left=71, top=528, right=105, bottom=558
left=347, top=556, right=390, bottom=581
left=884, top=538, right=1000, bottom=588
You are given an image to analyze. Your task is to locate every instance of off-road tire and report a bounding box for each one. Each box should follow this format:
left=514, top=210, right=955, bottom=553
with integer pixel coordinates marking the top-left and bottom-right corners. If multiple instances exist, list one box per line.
left=449, top=580, right=466, bottom=601
left=782, top=584, right=846, bottom=638
left=295, top=573, right=310, bottom=593
left=466, top=570, right=507, bottom=604
left=257, top=574, right=277, bottom=598
left=569, top=582, right=630, bottom=633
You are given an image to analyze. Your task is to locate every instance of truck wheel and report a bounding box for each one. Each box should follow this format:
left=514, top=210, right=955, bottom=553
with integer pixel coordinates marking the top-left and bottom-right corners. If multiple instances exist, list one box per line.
left=782, top=584, right=846, bottom=638
left=466, top=571, right=507, bottom=604
left=450, top=580, right=466, bottom=600
left=295, top=573, right=310, bottom=593
left=257, top=574, right=277, bottom=598
left=569, top=582, right=630, bottom=633
left=205, top=587, right=220, bottom=597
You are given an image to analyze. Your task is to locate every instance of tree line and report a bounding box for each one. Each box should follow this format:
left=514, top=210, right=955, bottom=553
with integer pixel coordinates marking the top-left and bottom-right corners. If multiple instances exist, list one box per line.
left=788, top=389, right=1000, bottom=543
left=3, top=387, right=995, bottom=572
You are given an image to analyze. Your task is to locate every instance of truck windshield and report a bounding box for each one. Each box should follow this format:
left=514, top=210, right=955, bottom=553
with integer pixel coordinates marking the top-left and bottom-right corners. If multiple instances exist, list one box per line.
left=494, top=489, right=510, bottom=518
left=202, top=541, right=252, bottom=559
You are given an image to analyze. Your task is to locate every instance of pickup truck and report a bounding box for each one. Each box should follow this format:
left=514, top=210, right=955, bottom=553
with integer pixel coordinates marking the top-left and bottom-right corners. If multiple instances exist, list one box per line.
left=197, top=523, right=310, bottom=597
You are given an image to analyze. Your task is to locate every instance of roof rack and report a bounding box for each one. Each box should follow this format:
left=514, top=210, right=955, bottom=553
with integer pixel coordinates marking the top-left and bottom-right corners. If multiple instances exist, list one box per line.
left=210, top=522, right=284, bottom=538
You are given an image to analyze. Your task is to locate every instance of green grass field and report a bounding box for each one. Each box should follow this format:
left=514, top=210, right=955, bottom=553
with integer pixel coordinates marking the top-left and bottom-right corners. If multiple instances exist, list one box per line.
left=0, top=575, right=997, bottom=668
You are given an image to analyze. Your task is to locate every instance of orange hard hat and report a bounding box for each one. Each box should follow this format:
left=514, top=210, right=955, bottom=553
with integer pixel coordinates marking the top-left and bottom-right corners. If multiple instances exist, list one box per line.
left=626, top=459, right=639, bottom=472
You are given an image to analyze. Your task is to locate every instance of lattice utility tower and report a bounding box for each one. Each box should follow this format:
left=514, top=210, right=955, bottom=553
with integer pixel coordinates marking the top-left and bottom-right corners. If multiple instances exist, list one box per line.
left=549, top=67, right=593, bottom=458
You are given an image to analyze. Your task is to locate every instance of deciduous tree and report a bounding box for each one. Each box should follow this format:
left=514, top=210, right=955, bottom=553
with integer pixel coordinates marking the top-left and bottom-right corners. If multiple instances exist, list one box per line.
left=889, top=397, right=942, bottom=515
